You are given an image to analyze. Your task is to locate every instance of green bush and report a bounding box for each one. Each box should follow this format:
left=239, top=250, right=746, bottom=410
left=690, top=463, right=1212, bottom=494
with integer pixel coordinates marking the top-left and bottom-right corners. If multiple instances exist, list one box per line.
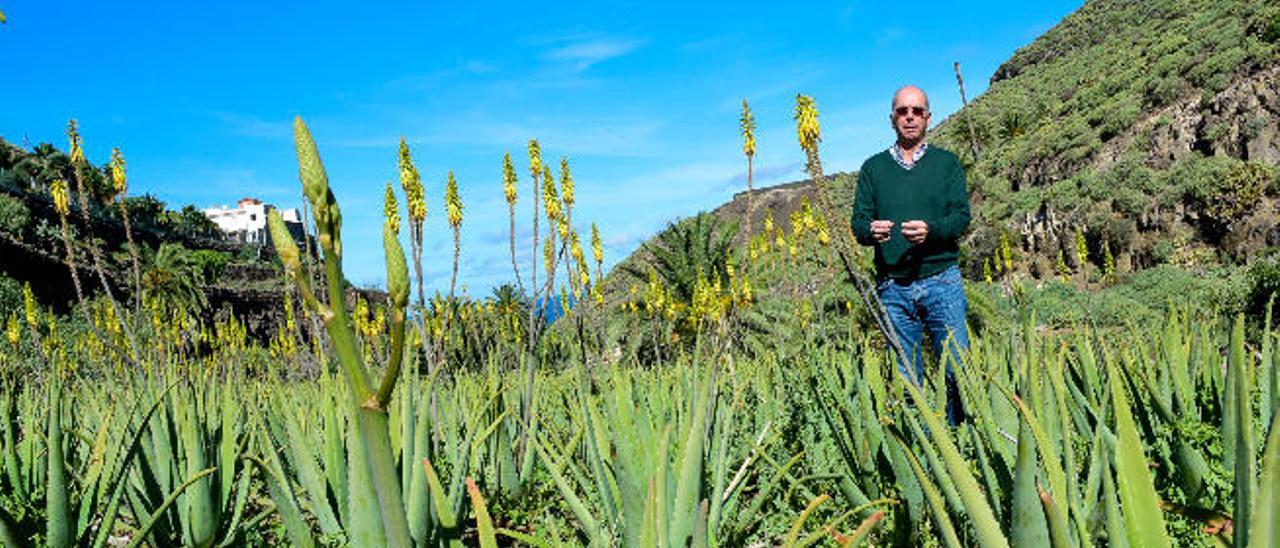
left=0, top=273, right=21, bottom=318
left=1248, top=250, right=1280, bottom=319
left=0, top=194, right=30, bottom=236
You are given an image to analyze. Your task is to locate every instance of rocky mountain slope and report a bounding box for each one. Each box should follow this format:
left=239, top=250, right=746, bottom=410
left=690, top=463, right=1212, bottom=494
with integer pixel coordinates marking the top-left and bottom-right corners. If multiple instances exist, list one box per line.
left=620, top=0, right=1280, bottom=288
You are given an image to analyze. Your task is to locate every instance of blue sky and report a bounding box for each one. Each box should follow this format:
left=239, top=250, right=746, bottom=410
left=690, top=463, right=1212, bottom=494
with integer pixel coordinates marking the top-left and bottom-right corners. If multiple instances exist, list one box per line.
left=0, top=0, right=1082, bottom=295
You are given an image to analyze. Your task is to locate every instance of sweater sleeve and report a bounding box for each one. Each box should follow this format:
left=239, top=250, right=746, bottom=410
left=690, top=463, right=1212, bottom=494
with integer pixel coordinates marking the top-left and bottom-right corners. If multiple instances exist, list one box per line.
left=851, top=166, right=877, bottom=246
left=925, top=157, right=971, bottom=242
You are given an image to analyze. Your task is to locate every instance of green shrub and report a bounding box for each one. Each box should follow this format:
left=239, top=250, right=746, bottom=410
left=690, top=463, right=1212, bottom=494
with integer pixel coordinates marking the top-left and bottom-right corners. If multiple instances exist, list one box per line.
left=0, top=272, right=21, bottom=318
left=0, top=194, right=30, bottom=236
left=1248, top=250, right=1280, bottom=319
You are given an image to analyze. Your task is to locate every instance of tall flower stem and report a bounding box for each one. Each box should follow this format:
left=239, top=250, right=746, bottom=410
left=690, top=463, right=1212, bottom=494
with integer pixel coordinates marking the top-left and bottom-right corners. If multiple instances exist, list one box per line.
left=794, top=95, right=913, bottom=382
left=110, top=148, right=143, bottom=317
left=67, top=123, right=138, bottom=363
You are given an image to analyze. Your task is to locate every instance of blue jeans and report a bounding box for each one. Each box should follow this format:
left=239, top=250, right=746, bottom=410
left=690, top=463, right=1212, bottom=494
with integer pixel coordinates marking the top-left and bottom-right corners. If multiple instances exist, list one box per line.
left=878, top=265, right=969, bottom=424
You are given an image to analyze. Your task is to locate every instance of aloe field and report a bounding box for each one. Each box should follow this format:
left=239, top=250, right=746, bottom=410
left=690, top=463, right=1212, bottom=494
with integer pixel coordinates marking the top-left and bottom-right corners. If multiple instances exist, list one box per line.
left=1, top=99, right=1280, bottom=548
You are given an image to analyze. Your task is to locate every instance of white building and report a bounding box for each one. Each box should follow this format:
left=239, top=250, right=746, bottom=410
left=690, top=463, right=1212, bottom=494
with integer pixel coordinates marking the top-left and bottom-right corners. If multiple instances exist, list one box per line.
left=203, top=198, right=304, bottom=245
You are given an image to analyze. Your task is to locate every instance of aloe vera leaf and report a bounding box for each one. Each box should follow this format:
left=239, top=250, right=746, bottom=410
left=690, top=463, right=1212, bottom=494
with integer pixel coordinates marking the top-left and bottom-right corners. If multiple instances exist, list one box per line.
left=90, top=382, right=181, bottom=548
left=179, top=389, right=216, bottom=547
left=670, top=371, right=713, bottom=548
left=280, top=406, right=341, bottom=535
left=1249, top=410, right=1280, bottom=547
left=899, top=377, right=1010, bottom=548
left=1108, top=357, right=1172, bottom=548
left=421, top=457, right=459, bottom=540
left=731, top=449, right=803, bottom=537
left=1039, top=486, right=1072, bottom=548
left=692, top=498, right=709, bottom=548
left=498, top=527, right=556, bottom=548
left=465, top=477, right=498, bottom=548
left=0, top=504, right=19, bottom=547
left=75, top=404, right=115, bottom=536
left=1100, top=456, right=1127, bottom=548
left=836, top=510, right=884, bottom=547
left=530, top=438, right=602, bottom=543
left=1229, top=315, right=1255, bottom=547
left=247, top=455, right=316, bottom=548
left=46, top=377, right=70, bottom=548
left=216, top=456, right=254, bottom=547
left=345, top=413, right=386, bottom=547
left=783, top=494, right=830, bottom=548
left=124, top=467, right=218, bottom=548
left=886, top=424, right=963, bottom=548
left=1011, top=418, right=1049, bottom=547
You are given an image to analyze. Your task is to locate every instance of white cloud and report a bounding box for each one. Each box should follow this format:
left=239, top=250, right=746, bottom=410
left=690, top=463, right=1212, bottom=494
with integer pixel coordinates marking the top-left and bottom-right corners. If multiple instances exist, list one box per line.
left=542, top=35, right=645, bottom=73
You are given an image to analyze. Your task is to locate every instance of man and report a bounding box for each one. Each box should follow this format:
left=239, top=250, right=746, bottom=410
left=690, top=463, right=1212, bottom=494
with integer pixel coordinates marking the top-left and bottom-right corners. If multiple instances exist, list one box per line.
left=851, top=85, right=971, bottom=424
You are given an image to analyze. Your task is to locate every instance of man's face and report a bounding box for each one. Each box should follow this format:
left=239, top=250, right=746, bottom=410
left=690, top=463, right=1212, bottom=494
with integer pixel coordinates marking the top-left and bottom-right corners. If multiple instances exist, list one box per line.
left=891, top=88, right=931, bottom=143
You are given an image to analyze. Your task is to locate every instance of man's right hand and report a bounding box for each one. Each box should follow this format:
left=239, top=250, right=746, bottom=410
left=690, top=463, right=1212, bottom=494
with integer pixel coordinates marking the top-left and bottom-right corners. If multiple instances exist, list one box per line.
left=870, top=220, right=894, bottom=243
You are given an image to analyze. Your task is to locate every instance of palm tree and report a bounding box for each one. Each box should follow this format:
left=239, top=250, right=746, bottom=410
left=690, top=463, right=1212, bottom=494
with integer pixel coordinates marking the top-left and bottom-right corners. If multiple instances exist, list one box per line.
left=491, top=283, right=528, bottom=316
left=142, top=243, right=208, bottom=316
left=622, top=213, right=737, bottom=302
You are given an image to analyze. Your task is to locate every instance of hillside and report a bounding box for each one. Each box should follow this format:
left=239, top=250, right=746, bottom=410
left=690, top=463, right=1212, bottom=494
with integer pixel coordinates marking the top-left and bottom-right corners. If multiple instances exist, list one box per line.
left=928, top=0, right=1280, bottom=275
left=615, top=0, right=1280, bottom=307
left=0, top=136, right=305, bottom=340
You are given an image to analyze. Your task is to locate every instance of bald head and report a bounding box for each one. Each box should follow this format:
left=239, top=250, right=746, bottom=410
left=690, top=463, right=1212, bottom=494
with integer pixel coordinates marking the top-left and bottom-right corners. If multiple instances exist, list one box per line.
left=892, top=85, right=930, bottom=112
left=890, top=85, right=931, bottom=147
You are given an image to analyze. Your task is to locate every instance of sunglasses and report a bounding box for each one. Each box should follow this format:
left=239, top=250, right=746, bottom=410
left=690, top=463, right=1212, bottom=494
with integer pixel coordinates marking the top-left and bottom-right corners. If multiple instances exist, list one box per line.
left=894, top=106, right=928, bottom=117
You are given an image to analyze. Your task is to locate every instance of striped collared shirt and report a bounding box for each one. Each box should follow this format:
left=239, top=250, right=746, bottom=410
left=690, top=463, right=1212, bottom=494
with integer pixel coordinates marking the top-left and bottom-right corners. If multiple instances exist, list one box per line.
left=888, top=142, right=928, bottom=170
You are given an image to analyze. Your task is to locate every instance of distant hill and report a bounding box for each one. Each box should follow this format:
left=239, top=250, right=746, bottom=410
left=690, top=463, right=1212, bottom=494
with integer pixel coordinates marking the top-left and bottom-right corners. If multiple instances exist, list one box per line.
left=0, top=136, right=300, bottom=339
left=616, top=0, right=1280, bottom=290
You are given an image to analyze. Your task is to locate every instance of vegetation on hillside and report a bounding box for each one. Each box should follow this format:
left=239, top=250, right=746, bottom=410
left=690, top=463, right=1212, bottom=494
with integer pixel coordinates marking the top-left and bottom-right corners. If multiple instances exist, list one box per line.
left=930, top=0, right=1280, bottom=281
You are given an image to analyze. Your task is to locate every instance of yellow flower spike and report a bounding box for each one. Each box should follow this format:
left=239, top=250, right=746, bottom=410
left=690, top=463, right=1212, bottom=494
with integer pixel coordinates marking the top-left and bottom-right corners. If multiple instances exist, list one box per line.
left=740, top=99, right=756, bottom=159
left=543, top=237, right=556, bottom=280
left=6, top=314, right=19, bottom=347
left=794, top=94, right=821, bottom=153
left=527, top=139, right=543, bottom=182
left=384, top=182, right=401, bottom=235
left=764, top=209, right=774, bottom=233
left=398, top=137, right=427, bottom=224
left=570, top=231, right=585, bottom=268
left=775, top=231, right=786, bottom=250
left=110, top=148, right=127, bottom=196
left=816, top=213, right=830, bottom=246
left=373, top=307, right=386, bottom=337
left=791, top=210, right=804, bottom=239
left=22, top=284, right=35, bottom=329
left=789, top=240, right=797, bottom=257
left=557, top=216, right=569, bottom=241
left=742, top=278, right=753, bottom=304
left=559, top=157, right=575, bottom=208
left=50, top=179, right=70, bottom=216
left=445, top=170, right=464, bottom=229
left=283, top=290, right=296, bottom=332
left=542, top=166, right=560, bottom=222
left=502, top=152, right=518, bottom=206
left=67, top=119, right=85, bottom=165
left=591, top=223, right=604, bottom=268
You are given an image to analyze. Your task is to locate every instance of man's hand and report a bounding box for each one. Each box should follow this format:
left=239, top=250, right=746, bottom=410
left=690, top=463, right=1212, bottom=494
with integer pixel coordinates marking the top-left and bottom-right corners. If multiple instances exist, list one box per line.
left=901, top=220, right=929, bottom=244
left=870, top=220, right=894, bottom=243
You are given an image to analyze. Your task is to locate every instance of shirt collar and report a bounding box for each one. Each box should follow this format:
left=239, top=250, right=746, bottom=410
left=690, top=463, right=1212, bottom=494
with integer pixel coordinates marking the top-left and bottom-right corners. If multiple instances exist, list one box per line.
left=888, top=141, right=928, bottom=170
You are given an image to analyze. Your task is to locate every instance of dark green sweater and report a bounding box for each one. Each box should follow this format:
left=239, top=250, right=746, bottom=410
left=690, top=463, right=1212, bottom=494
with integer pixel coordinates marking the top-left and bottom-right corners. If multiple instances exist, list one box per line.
left=850, top=146, right=971, bottom=280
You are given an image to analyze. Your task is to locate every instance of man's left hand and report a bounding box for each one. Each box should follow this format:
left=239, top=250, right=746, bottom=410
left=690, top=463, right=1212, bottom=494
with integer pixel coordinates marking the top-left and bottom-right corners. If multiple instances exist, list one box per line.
left=902, top=220, right=929, bottom=244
